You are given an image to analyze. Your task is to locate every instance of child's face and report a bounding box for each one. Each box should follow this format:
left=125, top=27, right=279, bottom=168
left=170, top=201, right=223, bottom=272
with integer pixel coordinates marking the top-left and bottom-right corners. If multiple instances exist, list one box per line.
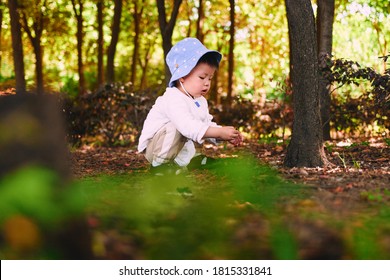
left=180, top=63, right=216, bottom=98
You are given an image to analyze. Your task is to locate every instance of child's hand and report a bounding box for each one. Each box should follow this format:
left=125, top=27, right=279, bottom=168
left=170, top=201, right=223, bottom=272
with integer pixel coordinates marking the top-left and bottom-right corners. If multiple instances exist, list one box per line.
left=204, top=126, right=243, bottom=146
left=229, top=132, right=243, bottom=146
left=220, top=126, right=243, bottom=146
left=219, top=126, right=240, bottom=142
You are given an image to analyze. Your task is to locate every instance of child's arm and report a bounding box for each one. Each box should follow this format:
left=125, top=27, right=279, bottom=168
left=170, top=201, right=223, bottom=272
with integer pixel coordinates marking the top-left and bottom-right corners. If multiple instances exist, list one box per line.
left=203, top=126, right=243, bottom=146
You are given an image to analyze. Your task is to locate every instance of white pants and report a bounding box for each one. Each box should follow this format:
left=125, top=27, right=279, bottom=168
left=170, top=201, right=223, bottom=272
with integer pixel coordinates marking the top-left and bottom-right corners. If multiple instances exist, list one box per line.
left=145, top=123, right=197, bottom=167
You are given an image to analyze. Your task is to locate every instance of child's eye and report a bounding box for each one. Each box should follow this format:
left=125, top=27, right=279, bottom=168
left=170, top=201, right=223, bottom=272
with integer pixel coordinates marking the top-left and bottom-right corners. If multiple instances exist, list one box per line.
left=199, top=76, right=206, bottom=80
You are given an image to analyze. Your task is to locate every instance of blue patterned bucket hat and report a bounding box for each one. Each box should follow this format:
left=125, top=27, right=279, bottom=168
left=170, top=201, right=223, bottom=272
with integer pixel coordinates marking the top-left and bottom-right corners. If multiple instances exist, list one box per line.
left=166, top=38, right=222, bottom=87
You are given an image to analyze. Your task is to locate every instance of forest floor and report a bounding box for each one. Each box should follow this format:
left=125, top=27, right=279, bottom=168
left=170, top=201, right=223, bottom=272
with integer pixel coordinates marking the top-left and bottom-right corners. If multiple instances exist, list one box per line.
left=70, top=137, right=390, bottom=260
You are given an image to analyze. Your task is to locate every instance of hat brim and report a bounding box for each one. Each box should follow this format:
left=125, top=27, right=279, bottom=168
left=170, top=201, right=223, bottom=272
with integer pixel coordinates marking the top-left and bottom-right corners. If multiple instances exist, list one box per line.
left=168, top=50, right=222, bottom=88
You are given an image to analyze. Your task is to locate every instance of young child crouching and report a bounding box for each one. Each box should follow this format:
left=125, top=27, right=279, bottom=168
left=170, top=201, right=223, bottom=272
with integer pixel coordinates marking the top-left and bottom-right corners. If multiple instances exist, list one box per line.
left=138, top=38, right=243, bottom=175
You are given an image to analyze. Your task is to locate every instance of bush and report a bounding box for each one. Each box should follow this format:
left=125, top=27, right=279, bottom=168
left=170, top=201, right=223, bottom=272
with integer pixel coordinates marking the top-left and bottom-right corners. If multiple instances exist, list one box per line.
left=63, top=83, right=295, bottom=146
left=209, top=95, right=293, bottom=140
left=63, top=83, right=159, bottom=146
left=320, top=53, right=390, bottom=135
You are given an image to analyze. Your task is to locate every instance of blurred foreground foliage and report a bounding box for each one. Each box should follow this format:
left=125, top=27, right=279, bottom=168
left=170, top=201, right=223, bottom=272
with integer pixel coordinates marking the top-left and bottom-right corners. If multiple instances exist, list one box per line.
left=62, top=55, right=389, bottom=147
left=80, top=154, right=313, bottom=259
left=2, top=154, right=390, bottom=259
left=75, top=153, right=390, bottom=260
left=1, top=155, right=308, bottom=259
left=0, top=166, right=86, bottom=259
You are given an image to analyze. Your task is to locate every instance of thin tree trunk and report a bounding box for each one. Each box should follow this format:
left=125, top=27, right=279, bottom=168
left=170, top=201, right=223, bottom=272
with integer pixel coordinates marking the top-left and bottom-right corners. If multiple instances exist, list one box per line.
left=210, top=41, right=223, bottom=104
left=21, top=7, right=44, bottom=95
left=317, top=0, right=335, bottom=141
left=106, top=0, right=123, bottom=83
left=97, top=0, right=104, bottom=87
left=284, top=0, right=327, bottom=168
left=156, top=0, right=183, bottom=86
left=71, top=0, right=86, bottom=95
left=131, top=0, right=144, bottom=86
left=7, top=0, right=26, bottom=94
left=227, top=0, right=235, bottom=106
left=34, top=41, right=44, bottom=95
left=195, top=0, right=204, bottom=42
left=139, top=40, right=153, bottom=89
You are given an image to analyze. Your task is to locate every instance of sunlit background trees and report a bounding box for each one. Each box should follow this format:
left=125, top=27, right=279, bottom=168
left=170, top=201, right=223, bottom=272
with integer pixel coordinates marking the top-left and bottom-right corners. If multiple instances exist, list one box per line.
left=0, top=0, right=389, bottom=142
left=0, top=1, right=387, bottom=91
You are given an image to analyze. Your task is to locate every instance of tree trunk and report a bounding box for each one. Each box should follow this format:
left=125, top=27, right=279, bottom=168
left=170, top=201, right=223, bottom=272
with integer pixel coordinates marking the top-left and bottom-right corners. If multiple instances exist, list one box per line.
left=7, top=0, right=26, bottom=94
left=97, top=0, right=104, bottom=87
left=210, top=41, right=223, bottom=104
left=317, top=0, right=335, bottom=141
left=156, top=0, right=183, bottom=86
left=33, top=40, right=44, bottom=95
left=226, top=0, right=235, bottom=106
left=106, top=0, right=123, bottom=83
left=195, top=0, right=204, bottom=42
left=284, top=0, right=327, bottom=168
left=21, top=8, right=44, bottom=95
left=71, top=0, right=86, bottom=96
left=130, top=0, right=144, bottom=86
left=139, top=40, right=153, bottom=89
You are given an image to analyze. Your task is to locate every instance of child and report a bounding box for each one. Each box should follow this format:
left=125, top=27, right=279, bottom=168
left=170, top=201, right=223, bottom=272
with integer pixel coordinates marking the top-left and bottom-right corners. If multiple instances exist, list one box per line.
left=138, top=38, right=243, bottom=174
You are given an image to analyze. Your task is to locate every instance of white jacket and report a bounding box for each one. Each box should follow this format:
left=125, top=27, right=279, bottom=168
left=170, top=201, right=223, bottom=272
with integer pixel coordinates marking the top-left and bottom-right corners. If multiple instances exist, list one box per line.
left=138, top=87, right=218, bottom=153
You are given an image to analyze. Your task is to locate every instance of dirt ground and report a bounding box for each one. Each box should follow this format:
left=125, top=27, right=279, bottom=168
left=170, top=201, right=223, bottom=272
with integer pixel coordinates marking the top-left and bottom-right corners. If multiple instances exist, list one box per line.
left=70, top=137, right=389, bottom=190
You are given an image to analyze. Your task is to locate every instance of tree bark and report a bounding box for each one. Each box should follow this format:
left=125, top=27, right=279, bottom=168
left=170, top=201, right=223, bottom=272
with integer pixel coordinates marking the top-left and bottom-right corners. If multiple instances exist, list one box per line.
left=226, top=0, right=235, bottom=106
left=7, top=0, right=26, bottom=94
left=130, top=0, right=144, bottom=86
left=139, top=40, right=154, bottom=89
left=156, top=0, right=183, bottom=86
left=106, top=0, right=123, bottom=83
left=20, top=5, right=45, bottom=95
left=71, top=0, right=86, bottom=96
left=284, top=0, right=327, bottom=168
left=317, top=0, right=335, bottom=141
left=195, top=0, right=204, bottom=42
left=33, top=39, right=44, bottom=95
left=210, top=41, right=223, bottom=104
left=97, top=0, right=104, bottom=87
